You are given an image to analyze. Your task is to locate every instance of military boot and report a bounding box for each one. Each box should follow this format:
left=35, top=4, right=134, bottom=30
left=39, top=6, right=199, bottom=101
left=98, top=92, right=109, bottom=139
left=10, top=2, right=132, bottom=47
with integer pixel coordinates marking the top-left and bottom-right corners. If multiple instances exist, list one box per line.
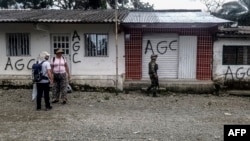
left=146, top=87, right=151, bottom=96
left=152, top=92, right=158, bottom=97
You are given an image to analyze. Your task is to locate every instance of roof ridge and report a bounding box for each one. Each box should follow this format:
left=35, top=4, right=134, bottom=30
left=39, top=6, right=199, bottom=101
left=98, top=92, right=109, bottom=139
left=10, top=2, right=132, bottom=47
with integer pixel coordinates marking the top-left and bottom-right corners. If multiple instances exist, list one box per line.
left=0, top=9, right=30, bottom=11
left=130, top=9, right=202, bottom=12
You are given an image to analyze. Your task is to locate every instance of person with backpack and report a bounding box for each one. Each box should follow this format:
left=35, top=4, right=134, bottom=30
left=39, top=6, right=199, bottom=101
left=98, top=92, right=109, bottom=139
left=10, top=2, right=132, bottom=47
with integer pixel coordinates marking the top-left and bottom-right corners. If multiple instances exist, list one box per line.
left=51, top=48, right=70, bottom=104
left=35, top=51, right=53, bottom=111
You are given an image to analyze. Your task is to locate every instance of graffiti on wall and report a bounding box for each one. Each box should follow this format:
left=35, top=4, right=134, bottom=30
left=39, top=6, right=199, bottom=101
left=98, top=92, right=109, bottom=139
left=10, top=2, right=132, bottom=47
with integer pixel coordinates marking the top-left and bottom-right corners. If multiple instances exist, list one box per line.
left=5, top=57, right=35, bottom=71
left=4, top=30, right=83, bottom=71
left=144, top=39, right=177, bottom=55
left=224, top=66, right=250, bottom=80
left=72, top=30, right=81, bottom=63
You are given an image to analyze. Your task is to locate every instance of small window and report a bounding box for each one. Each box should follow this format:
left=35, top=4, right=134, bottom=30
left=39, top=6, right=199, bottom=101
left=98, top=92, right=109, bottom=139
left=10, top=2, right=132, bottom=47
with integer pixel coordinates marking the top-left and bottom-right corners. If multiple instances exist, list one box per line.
left=6, top=33, right=30, bottom=56
left=223, top=45, right=250, bottom=65
left=51, top=34, right=70, bottom=55
left=84, top=34, right=108, bottom=57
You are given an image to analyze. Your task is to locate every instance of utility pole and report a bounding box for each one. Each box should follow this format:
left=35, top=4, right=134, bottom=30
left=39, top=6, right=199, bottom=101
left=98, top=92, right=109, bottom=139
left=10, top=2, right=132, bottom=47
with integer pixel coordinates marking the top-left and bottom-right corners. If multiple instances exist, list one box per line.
left=115, top=0, right=118, bottom=95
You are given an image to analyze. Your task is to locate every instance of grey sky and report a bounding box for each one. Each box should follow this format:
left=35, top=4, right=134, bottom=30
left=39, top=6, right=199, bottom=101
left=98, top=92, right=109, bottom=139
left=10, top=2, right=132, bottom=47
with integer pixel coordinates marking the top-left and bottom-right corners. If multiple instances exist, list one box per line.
left=141, top=0, right=206, bottom=10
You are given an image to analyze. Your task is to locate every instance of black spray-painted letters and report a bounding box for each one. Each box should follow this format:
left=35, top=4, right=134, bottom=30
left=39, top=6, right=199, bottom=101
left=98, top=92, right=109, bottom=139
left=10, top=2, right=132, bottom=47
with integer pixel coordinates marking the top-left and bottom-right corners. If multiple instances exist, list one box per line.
left=144, top=39, right=177, bottom=55
left=5, top=57, right=35, bottom=71
left=72, top=30, right=81, bottom=63
left=224, top=66, right=250, bottom=80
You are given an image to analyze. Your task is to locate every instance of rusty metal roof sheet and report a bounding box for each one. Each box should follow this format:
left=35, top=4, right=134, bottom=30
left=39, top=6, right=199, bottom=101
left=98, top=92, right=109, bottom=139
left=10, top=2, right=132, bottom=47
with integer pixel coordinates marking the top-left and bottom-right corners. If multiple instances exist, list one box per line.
left=0, top=9, right=129, bottom=23
left=217, top=26, right=250, bottom=38
left=123, top=10, right=231, bottom=24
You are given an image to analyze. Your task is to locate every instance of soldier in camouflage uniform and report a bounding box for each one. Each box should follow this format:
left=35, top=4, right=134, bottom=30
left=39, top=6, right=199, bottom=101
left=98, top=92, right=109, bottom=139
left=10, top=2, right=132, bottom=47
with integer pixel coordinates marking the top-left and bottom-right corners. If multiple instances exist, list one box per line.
left=147, top=54, right=159, bottom=97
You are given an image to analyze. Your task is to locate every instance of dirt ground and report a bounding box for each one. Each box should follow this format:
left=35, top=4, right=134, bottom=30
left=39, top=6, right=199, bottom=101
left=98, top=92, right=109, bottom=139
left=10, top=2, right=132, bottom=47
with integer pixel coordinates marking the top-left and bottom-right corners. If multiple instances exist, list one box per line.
left=0, top=89, right=249, bottom=141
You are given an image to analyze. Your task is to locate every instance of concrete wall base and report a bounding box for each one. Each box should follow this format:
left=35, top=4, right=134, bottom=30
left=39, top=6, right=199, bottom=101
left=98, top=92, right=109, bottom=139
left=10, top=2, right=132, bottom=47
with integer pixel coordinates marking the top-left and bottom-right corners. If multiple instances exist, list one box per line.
left=124, top=80, right=215, bottom=94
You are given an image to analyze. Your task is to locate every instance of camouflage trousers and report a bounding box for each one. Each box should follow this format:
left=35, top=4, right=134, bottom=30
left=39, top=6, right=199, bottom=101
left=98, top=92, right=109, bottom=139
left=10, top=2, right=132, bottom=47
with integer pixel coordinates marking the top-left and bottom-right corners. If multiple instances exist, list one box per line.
left=147, top=74, right=158, bottom=96
left=52, top=73, right=67, bottom=102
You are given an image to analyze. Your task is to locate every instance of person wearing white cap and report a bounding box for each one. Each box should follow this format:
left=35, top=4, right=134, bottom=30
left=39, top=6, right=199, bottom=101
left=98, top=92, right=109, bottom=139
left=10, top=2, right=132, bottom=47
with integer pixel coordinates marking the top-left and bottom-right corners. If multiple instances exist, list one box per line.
left=36, top=51, right=53, bottom=111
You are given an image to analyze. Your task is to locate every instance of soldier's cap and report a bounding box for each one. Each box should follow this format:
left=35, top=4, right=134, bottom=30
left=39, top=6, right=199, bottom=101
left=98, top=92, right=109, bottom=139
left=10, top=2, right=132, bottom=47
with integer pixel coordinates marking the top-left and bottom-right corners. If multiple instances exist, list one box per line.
left=151, top=54, right=158, bottom=59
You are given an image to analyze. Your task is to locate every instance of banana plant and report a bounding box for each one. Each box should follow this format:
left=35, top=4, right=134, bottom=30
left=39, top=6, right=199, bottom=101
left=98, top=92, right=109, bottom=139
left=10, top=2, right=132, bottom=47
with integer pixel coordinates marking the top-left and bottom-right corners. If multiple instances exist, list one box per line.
left=215, top=0, right=250, bottom=25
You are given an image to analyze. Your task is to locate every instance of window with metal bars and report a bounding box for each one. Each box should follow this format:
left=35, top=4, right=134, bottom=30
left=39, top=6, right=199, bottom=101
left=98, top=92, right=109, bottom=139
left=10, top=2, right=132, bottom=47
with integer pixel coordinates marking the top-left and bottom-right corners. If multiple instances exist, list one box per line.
left=84, top=33, right=108, bottom=57
left=51, top=34, right=70, bottom=55
left=6, top=33, right=30, bottom=56
left=223, top=45, right=250, bottom=65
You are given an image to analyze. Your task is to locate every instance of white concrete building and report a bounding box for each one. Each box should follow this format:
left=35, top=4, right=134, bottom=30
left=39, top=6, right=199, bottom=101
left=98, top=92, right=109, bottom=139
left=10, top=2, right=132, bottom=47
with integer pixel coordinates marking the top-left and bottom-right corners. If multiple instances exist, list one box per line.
left=0, top=9, right=231, bottom=92
left=0, top=10, right=128, bottom=90
left=213, top=26, right=250, bottom=89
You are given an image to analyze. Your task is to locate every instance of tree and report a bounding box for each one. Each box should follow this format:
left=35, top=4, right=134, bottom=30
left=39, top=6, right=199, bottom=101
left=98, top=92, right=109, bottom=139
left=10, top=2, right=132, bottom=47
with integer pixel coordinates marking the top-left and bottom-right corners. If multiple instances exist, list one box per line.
left=214, top=0, right=250, bottom=26
left=53, top=0, right=153, bottom=10
left=0, top=0, right=17, bottom=9
left=131, top=0, right=153, bottom=10
left=20, top=0, right=53, bottom=9
left=201, top=0, right=250, bottom=26
left=0, top=0, right=153, bottom=10
left=53, top=0, right=106, bottom=10
left=200, top=0, right=225, bottom=13
left=0, top=0, right=53, bottom=9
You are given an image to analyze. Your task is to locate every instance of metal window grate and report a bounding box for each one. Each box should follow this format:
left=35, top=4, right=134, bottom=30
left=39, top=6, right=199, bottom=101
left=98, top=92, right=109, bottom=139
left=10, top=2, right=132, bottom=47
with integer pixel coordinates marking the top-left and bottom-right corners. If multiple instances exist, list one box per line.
left=223, top=46, right=250, bottom=65
left=85, top=34, right=108, bottom=57
left=196, top=35, right=213, bottom=80
left=6, top=33, right=30, bottom=56
left=51, top=34, right=70, bottom=55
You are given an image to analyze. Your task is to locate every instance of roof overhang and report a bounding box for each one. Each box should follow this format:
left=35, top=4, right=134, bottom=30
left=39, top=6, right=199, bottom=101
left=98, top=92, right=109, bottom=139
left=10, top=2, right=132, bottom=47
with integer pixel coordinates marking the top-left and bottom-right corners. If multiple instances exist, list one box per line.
left=217, top=26, right=250, bottom=38
left=217, top=34, right=250, bottom=38
left=121, top=23, right=223, bottom=29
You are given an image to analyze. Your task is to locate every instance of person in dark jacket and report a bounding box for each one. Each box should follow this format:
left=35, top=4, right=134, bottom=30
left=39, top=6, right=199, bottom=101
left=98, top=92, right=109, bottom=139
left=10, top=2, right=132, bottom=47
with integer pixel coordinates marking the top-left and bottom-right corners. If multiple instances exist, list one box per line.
left=147, top=54, right=159, bottom=97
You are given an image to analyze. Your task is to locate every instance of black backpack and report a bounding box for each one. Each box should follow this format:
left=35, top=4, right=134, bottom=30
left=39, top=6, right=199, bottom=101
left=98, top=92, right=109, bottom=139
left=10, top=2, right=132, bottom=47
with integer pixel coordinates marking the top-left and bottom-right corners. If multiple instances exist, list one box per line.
left=32, top=61, right=48, bottom=82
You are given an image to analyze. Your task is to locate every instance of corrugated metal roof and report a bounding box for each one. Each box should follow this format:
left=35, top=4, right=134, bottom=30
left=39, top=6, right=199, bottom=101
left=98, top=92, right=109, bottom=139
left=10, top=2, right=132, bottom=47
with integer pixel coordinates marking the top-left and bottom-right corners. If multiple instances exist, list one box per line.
left=0, top=9, right=231, bottom=24
left=0, top=9, right=129, bottom=23
left=123, top=10, right=231, bottom=24
left=217, top=26, right=250, bottom=38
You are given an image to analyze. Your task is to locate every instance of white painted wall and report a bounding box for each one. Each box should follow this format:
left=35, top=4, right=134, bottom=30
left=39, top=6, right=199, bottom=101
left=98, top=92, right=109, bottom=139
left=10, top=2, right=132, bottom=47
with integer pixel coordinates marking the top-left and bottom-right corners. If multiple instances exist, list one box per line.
left=0, top=23, right=49, bottom=75
left=0, top=23, right=125, bottom=89
left=213, top=38, right=250, bottom=82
